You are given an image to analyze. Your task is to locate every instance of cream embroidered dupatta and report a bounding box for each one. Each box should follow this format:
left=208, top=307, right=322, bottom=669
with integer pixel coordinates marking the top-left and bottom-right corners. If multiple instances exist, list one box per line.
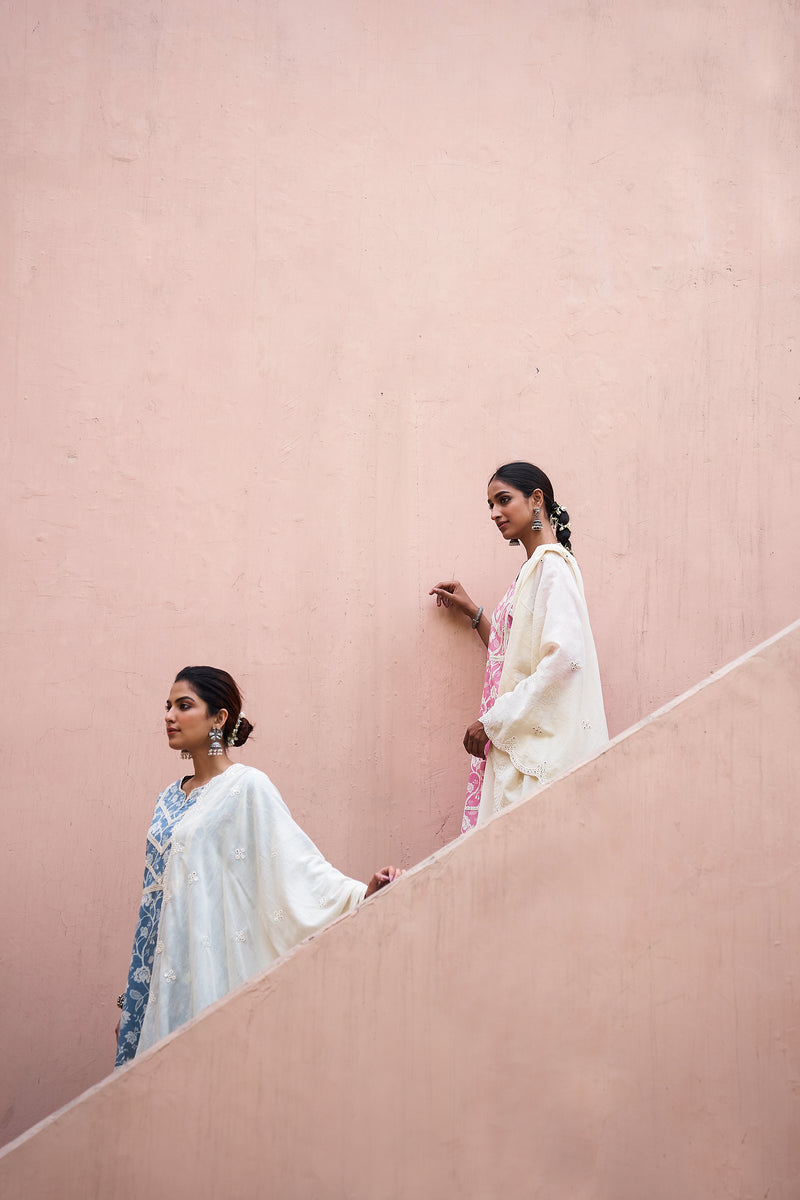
left=136, top=763, right=366, bottom=1056
left=478, top=544, right=608, bottom=822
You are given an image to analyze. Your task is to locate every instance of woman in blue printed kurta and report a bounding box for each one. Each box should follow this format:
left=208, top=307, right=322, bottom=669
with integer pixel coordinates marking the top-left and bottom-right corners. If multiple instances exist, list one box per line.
left=116, top=666, right=400, bottom=1064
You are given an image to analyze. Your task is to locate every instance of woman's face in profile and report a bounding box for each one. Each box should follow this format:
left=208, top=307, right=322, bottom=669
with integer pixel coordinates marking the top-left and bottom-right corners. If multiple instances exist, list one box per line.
left=164, top=681, right=214, bottom=755
left=487, top=478, right=534, bottom=543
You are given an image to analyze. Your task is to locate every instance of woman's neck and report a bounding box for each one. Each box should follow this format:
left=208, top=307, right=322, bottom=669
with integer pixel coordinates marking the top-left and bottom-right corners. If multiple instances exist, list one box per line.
left=183, top=755, right=232, bottom=791
left=520, top=527, right=558, bottom=559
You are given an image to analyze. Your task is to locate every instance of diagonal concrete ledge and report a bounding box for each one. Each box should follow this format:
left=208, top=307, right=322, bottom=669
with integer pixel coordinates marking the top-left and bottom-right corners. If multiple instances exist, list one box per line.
left=3, top=620, right=799, bottom=1198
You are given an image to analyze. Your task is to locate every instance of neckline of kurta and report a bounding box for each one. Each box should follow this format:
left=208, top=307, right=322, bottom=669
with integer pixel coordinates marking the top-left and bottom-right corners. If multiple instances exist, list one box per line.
left=518, top=542, right=573, bottom=579
left=179, top=761, right=241, bottom=800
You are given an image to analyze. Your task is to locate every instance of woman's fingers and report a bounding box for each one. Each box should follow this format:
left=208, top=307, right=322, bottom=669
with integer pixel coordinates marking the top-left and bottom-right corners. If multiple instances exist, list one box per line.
left=429, top=581, right=457, bottom=607
left=365, top=865, right=404, bottom=897
left=430, top=581, right=476, bottom=615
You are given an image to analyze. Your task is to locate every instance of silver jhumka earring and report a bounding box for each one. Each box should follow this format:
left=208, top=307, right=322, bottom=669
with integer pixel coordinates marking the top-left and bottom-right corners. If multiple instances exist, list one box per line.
left=180, top=749, right=192, bottom=760
left=532, top=507, right=543, bottom=531
left=208, top=728, right=224, bottom=756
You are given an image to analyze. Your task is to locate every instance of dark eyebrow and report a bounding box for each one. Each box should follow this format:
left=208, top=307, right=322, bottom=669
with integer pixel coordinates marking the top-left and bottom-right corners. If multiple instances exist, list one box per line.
left=167, top=695, right=196, bottom=705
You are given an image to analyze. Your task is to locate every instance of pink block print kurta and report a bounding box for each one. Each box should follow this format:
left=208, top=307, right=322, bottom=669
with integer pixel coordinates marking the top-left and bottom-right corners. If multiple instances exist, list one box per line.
left=461, top=583, right=515, bottom=832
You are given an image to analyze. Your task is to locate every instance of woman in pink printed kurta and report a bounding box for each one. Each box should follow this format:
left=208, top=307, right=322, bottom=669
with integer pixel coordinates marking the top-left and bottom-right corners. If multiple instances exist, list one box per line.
left=431, top=462, right=607, bottom=831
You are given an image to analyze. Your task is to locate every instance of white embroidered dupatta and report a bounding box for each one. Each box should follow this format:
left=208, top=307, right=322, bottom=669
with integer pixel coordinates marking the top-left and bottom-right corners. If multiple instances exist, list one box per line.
left=478, top=545, right=608, bottom=821
left=136, top=763, right=366, bottom=1055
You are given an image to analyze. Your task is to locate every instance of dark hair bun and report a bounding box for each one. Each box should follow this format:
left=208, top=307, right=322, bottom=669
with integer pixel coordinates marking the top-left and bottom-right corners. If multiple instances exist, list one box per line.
left=231, top=716, right=254, bottom=747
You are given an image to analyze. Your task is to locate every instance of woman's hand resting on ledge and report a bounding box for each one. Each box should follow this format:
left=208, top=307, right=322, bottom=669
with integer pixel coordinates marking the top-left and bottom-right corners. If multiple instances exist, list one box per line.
left=365, top=866, right=404, bottom=897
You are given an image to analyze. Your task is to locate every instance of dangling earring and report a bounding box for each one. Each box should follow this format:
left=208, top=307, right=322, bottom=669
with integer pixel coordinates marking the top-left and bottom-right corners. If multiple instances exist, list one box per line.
left=532, top=507, right=543, bottom=531
left=180, top=749, right=192, bottom=760
left=208, top=728, right=224, bottom=756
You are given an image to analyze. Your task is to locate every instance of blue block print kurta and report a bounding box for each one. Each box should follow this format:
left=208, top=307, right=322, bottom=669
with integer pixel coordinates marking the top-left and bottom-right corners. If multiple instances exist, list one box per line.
left=115, top=778, right=200, bottom=1065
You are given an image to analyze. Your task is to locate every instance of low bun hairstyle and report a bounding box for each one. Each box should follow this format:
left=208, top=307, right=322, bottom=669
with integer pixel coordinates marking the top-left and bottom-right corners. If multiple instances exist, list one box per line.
left=489, top=461, right=573, bottom=553
left=174, top=666, right=254, bottom=748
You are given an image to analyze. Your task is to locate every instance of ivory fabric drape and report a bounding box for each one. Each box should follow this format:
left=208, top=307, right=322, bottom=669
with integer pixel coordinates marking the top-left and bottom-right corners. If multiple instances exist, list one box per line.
left=479, top=544, right=608, bottom=822
left=118, top=763, right=366, bottom=1061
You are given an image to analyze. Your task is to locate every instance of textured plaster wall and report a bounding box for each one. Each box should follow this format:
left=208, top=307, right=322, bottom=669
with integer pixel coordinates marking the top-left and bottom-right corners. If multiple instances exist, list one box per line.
left=2, top=622, right=799, bottom=1198
left=1, top=0, right=798, bottom=1145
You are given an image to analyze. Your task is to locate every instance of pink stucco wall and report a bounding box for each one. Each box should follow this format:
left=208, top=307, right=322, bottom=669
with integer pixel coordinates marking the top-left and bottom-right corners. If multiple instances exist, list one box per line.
left=2, top=621, right=798, bottom=1197
left=2, top=0, right=798, bottom=1146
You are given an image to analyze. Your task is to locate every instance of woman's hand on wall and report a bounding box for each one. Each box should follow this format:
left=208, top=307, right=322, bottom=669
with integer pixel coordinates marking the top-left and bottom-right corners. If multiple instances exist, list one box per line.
left=430, top=580, right=490, bottom=646
left=429, top=579, right=476, bottom=616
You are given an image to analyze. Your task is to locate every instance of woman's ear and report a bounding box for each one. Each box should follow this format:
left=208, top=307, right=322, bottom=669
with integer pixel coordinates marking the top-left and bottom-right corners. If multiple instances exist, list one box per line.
left=213, top=708, right=229, bottom=731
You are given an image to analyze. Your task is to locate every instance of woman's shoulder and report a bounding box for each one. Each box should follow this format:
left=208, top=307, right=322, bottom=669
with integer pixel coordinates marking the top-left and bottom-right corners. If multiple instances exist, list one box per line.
left=235, top=764, right=272, bottom=788
left=225, top=764, right=292, bottom=824
left=539, top=545, right=584, bottom=585
left=518, top=543, right=574, bottom=585
left=232, top=764, right=286, bottom=801
left=539, top=544, right=578, bottom=573
left=516, top=545, right=583, bottom=607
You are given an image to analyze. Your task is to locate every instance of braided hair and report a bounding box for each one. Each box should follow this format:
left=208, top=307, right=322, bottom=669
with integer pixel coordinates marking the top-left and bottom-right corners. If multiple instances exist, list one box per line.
left=489, top=461, right=573, bottom=552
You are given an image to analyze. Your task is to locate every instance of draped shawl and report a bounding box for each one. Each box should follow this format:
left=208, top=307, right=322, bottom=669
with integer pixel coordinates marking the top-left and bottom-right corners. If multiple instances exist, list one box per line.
left=479, top=544, right=608, bottom=821
left=134, top=763, right=366, bottom=1057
